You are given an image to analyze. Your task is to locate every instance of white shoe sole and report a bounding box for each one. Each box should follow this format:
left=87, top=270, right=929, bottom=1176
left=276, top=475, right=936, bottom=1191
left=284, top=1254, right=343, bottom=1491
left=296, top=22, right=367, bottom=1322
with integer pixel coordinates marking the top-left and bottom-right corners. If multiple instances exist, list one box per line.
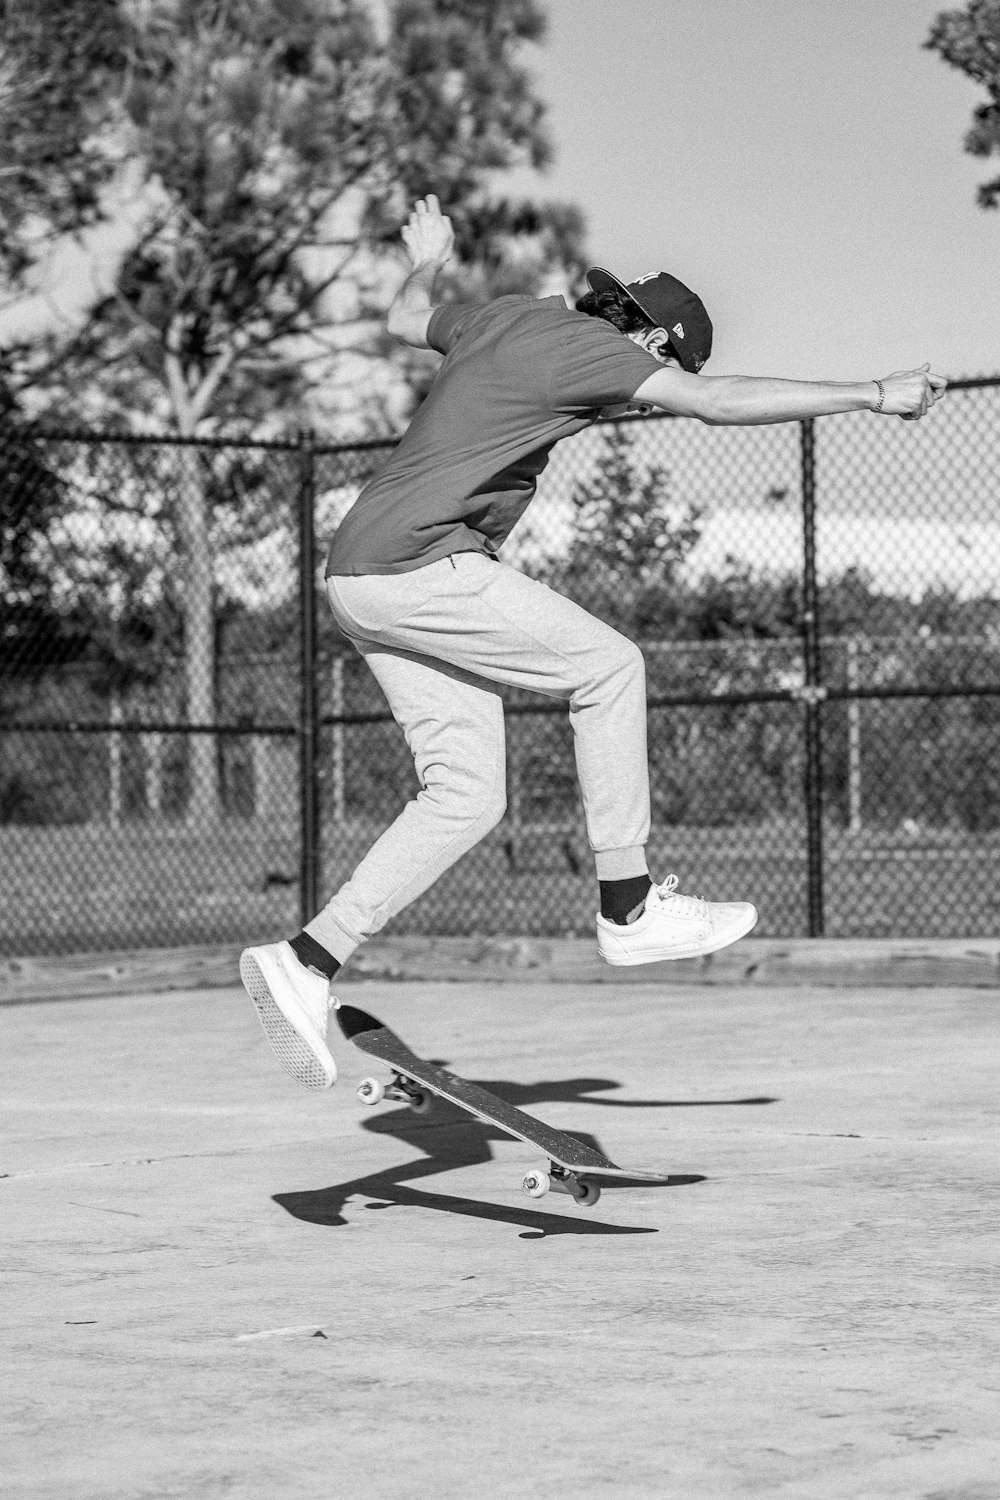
left=239, top=950, right=336, bottom=1089
left=599, top=907, right=759, bottom=966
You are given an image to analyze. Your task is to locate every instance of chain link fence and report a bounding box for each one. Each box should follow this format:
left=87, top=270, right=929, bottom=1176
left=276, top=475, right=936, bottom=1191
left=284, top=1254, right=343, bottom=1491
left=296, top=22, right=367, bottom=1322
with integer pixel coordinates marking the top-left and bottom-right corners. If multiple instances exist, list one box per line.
left=3, top=376, right=999, bottom=956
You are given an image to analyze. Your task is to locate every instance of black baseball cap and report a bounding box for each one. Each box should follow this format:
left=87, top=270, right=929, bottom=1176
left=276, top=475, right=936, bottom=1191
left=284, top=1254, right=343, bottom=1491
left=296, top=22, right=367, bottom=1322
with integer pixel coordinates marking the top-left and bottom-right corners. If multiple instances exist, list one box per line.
left=585, top=266, right=713, bottom=373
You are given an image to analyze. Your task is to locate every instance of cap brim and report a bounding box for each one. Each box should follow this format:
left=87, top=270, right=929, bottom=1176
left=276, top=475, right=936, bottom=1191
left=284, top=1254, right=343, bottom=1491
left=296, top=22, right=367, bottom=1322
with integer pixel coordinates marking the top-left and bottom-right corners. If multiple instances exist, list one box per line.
left=586, top=266, right=646, bottom=313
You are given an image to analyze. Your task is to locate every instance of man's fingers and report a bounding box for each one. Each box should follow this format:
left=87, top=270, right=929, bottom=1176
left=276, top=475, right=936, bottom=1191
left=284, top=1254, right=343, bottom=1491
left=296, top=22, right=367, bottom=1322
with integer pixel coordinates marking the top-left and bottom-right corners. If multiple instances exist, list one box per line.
left=878, top=366, right=948, bottom=420
left=401, top=195, right=454, bottom=267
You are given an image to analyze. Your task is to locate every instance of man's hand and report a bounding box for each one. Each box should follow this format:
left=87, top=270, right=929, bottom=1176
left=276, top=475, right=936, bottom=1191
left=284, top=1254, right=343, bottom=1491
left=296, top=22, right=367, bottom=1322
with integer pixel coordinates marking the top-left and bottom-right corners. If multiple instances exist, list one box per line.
left=386, top=195, right=454, bottom=349
left=400, top=194, right=454, bottom=269
left=875, top=364, right=948, bottom=420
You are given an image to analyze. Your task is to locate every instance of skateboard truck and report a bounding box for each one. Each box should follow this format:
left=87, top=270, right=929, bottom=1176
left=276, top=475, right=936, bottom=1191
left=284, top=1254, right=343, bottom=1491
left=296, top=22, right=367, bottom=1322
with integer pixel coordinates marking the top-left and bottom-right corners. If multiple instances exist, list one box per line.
left=357, top=1072, right=433, bottom=1115
left=522, top=1165, right=601, bottom=1207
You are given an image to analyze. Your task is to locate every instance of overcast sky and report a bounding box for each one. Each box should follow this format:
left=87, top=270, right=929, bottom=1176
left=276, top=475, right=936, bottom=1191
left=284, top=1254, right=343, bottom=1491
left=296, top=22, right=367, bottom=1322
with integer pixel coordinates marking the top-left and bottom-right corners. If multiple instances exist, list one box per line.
left=505, top=0, right=998, bottom=381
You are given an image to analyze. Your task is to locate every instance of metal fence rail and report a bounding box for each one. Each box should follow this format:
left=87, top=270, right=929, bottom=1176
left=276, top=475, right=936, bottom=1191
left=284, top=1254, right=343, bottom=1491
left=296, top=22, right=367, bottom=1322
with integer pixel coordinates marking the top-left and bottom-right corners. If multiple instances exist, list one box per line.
left=3, top=376, right=999, bottom=955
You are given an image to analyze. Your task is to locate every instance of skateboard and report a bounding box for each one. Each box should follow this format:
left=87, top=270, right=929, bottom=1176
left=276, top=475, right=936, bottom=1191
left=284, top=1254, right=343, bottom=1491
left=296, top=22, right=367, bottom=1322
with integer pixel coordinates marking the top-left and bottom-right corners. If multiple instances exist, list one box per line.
left=336, top=1003, right=669, bottom=1208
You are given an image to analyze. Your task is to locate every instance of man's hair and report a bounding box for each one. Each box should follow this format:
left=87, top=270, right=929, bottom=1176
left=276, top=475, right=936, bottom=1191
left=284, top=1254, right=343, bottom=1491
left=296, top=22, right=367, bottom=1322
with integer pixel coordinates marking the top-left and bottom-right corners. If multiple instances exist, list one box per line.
left=574, top=286, right=654, bottom=335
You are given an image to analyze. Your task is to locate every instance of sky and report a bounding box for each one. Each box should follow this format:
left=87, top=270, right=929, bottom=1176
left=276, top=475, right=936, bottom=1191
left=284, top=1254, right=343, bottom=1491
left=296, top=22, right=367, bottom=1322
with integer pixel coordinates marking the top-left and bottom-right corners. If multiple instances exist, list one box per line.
left=502, top=0, right=999, bottom=381
left=2, top=1, right=994, bottom=387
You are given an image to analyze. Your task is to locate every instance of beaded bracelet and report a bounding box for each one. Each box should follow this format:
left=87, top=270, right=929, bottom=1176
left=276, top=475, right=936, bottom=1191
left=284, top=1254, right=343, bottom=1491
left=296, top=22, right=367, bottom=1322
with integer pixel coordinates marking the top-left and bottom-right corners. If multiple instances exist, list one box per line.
left=873, top=379, right=885, bottom=413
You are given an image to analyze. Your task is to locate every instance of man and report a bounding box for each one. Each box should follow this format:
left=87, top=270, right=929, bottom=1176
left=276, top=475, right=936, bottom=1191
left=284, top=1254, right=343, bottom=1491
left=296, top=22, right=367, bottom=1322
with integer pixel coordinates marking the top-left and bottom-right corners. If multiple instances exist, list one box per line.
left=240, top=195, right=946, bottom=1091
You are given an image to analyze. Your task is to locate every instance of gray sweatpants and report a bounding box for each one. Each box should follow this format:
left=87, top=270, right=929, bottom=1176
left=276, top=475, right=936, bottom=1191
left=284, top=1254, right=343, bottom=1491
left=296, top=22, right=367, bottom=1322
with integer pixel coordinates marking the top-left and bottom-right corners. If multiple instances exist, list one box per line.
left=305, top=551, right=650, bottom=965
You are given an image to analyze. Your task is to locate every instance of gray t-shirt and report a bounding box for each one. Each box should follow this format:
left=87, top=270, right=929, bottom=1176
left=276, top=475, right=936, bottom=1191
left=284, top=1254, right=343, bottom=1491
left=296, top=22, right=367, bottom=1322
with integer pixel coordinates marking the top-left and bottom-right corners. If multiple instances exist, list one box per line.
left=324, top=294, right=662, bottom=576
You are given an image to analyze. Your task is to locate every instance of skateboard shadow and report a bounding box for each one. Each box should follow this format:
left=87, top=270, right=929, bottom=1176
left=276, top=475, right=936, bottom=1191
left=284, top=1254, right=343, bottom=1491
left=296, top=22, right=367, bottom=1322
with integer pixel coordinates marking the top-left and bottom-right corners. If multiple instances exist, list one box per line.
left=358, top=1090, right=684, bottom=1170
left=274, top=1173, right=662, bottom=1238
left=273, top=1081, right=708, bottom=1237
left=431, top=1073, right=778, bottom=1112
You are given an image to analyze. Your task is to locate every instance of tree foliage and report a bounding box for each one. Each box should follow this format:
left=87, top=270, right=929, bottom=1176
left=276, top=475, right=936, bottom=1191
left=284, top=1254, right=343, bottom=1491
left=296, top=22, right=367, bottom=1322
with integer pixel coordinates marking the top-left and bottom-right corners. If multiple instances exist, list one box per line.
left=926, top=0, right=1000, bottom=207
left=537, top=422, right=703, bottom=637
left=0, top=0, right=127, bottom=279
left=2, top=0, right=586, bottom=433
left=0, top=0, right=588, bottom=820
left=0, top=423, right=83, bottom=670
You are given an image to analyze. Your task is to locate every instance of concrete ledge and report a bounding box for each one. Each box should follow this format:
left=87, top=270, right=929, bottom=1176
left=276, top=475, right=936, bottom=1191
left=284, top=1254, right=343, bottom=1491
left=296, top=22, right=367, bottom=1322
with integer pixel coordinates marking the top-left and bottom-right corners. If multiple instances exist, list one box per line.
left=3, top=933, right=1000, bottom=1004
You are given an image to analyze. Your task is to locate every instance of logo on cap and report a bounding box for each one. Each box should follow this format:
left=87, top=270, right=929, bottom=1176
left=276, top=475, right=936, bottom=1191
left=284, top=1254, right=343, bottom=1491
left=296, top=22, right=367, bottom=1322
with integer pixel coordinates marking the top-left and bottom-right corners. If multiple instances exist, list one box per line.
left=672, top=323, right=685, bottom=339
left=631, top=272, right=660, bottom=286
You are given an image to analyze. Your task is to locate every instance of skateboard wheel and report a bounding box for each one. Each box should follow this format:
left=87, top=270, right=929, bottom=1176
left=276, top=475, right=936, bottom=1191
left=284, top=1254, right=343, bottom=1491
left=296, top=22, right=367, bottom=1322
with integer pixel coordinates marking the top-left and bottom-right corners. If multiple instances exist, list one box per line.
left=522, top=1170, right=550, bottom=1199
left=575, top=1180, right=601, bottom=1207
left=357, top=1077, right=385, bottom=1106
left=408, top=1089, right=432, bottom=1115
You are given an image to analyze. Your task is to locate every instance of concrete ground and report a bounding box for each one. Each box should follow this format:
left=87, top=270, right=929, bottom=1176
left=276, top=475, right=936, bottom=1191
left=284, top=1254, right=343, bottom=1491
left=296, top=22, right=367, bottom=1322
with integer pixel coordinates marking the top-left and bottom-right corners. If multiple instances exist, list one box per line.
left=4, top=976, right=999, bottom=1499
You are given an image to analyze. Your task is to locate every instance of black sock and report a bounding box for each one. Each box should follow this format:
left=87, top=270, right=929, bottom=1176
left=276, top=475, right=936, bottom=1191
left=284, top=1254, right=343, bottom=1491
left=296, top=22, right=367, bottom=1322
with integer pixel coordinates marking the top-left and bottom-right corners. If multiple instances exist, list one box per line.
left=599, top=873, right=652, bottom=926
left=289, top=931, right=340, bottom=980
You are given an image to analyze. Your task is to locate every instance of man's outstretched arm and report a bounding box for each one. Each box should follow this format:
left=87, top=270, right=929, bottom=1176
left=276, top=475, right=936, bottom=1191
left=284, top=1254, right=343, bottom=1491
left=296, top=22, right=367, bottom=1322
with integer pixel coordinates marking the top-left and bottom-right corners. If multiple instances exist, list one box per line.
left=385, top=195, right=455, bottom=349
left=631, top=363, right=947, bottom=424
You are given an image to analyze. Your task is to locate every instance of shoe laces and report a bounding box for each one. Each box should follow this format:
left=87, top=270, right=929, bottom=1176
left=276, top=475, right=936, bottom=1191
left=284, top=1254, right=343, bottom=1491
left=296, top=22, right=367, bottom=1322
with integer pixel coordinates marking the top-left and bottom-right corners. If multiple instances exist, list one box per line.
left=651, top=873, right=707, bottom=922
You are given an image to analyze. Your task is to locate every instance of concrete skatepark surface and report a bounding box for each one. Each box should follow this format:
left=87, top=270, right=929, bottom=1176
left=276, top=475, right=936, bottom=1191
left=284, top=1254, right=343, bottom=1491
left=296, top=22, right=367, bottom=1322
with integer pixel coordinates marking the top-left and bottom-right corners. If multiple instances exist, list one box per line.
left=5, top=975, right=999, bottom=1498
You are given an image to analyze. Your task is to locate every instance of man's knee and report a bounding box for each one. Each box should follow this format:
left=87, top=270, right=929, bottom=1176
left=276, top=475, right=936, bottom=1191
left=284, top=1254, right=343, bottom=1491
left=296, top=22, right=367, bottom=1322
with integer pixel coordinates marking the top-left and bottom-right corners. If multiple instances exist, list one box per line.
left=615, top=636, right=645, bottom=683
left=420, top=758, right=506, bottom=834
left=599, top=633, right=646, bottom=699
left=458, top=764, right=507, bottom=832
left=476, top=777, right=507, bottom=834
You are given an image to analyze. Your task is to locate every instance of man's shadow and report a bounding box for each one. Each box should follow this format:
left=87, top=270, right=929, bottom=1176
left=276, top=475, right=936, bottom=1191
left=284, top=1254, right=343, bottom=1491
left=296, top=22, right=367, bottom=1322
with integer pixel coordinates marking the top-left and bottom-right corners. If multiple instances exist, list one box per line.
left=274, top=1073, right=776, bottom=1238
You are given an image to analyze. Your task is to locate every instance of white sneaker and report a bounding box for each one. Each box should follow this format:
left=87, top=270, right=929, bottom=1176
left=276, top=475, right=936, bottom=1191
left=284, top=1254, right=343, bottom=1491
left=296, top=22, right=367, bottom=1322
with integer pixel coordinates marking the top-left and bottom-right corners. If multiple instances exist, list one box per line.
left=239, top=941, right=338, bottom=1089
left=596, top=874, right=758, bottom=966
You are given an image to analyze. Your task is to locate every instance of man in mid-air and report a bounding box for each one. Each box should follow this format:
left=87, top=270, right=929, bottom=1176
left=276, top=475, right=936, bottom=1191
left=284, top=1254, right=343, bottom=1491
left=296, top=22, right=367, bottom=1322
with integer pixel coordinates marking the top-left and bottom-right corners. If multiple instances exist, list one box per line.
left=240, top=195, right=946, bottom=1090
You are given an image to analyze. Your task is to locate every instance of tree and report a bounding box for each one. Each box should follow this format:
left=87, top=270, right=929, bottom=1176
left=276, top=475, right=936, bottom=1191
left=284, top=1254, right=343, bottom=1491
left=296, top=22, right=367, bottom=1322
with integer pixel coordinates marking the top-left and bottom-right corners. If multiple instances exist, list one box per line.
left=16, top=0, right=585, bottom=431
left=539, top=422, right=702, bottom=639
left=0, top=0, right=127, bottom=281
left=2, top=0, right=587, bottom=822
left=926, top=0, right=1000, bottom=207
left=0, top=421, right=83, bottom=678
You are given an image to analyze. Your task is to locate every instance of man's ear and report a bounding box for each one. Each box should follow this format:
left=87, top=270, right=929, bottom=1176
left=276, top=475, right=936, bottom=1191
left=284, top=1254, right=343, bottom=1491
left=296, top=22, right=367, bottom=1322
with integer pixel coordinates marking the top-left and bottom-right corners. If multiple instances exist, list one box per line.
left=643, top=326, right=671, bottom=356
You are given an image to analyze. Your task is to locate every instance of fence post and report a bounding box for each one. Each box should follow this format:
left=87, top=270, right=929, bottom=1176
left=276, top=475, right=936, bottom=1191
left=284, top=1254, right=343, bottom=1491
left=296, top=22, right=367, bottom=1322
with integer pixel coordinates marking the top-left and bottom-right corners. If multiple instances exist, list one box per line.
left=331, top=653, right=345, bottom=826
left=108, top=689, right=123, bottom=828
left=800, top=418, right=825, bottom=936
left=846, top=635, right=862, bottom=834
left=298, top=429, right=320, bottom=926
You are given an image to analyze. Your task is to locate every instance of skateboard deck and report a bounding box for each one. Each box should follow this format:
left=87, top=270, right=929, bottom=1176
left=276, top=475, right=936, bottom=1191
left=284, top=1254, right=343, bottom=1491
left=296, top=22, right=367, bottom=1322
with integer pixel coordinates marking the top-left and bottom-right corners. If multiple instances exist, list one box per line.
left=336, top=1002, right=669, bottom=1206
